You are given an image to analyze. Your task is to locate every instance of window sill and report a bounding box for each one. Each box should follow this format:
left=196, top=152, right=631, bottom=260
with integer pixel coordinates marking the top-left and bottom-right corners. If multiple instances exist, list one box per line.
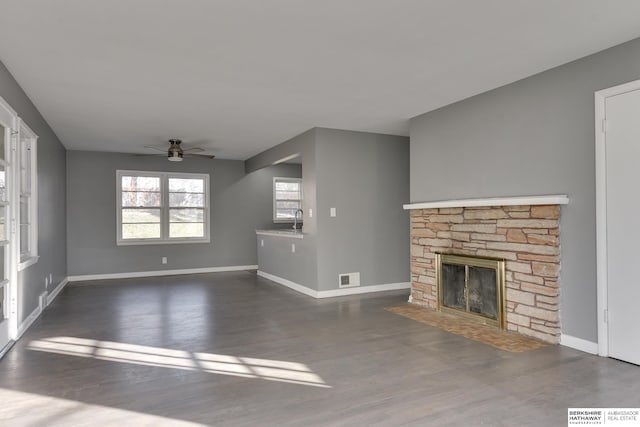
left=18, top=255, right=39, bottom=271
left=117, top=238, right=211, bottom=246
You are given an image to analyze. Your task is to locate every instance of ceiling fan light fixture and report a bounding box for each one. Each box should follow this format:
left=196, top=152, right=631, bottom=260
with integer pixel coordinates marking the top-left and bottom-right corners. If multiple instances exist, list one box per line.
left=167, top=139, right=184, bottom=162
left=168, top=150, right=183, bottom=161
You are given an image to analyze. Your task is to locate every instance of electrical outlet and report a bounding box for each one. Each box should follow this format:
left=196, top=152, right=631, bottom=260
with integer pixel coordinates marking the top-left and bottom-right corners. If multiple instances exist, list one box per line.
left=308, top=208, right=313, bottom=218
left=162, top=257, right=168, bottom=264
left=291, top=243, right=296, bottom=253
left=39, top=292, right=48, bottom=310
left=330, top=207, right=337, bottom=217
left=261, top=239, right=264, bottom=247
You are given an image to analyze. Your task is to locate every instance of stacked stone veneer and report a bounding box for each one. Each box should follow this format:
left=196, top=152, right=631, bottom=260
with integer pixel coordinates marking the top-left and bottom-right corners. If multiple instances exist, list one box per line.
left=410, top=205, right=561, bottom=344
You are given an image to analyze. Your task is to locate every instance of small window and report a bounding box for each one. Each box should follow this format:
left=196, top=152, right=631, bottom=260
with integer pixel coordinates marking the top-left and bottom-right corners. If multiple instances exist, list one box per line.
left=18, top=120, right=38, bottom=268
left=117, top=170, right=209, bottom=245
left=273, top=177, right=302, bottom=222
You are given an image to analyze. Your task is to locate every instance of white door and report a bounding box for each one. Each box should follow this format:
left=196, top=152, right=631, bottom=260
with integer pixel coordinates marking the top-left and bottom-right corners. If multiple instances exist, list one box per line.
left=605, top=88, right=640, bottom=365
left=0, top=99, right=16, bottom=354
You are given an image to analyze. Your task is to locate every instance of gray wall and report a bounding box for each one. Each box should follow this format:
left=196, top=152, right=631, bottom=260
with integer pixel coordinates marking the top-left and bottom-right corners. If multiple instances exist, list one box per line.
left=246, top=128, right=318, bottom=235
left=246, top=129, right=319, bottom=289
left=315, top=128, right=410, bottom=291
left=247, top=127, right=410, bottom=292
left=0, top=61, right=67, bottom=325
left=257, top=235, right=317, bottom=289
left=409, top=36, right=640, bottom=343
left=67, top=150, right=300, bottom=275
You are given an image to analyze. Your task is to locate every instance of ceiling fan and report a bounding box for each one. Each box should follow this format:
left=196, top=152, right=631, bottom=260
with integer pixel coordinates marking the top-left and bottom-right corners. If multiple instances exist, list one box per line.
left=143, top=139, right=215, bottom=162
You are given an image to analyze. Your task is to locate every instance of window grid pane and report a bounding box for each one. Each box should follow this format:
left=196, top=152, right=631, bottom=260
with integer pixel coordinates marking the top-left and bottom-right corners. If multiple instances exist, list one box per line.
left=169, top=208, right=204, bottom=223
left=168, top=193, right=204, bottom=207
left=0, top=246, right=5, bottom=282
left=170, top=223, right=204, bottom=238
left=122, top=191, right=162, bottom=207
left=0, top=125, right=5, bottom=162
left=121, top=176, right=161, bottom=192
left=0, top=206, right=6, bottom=241
left=0, top=169, right=6, bottom=203
left=20, top=196, right=29, bottom=224
left=20, top=143, right=31, bottom=196
left=169, top=178, right=204, bottom=193
left=122, top=208, right=161, bottom=224
left=122, top=223, right=162, bottom=239
left=20, top=224, right=29, bottom=258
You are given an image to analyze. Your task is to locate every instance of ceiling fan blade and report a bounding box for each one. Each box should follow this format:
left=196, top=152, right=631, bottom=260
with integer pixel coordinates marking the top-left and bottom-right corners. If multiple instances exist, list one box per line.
left=184, top=153, right=216, bottom=159
left=144, top=145, right=168, bottom=152
left=182, top=147, right=205, bottom=153
left=132, top=153, right=163, bottom=157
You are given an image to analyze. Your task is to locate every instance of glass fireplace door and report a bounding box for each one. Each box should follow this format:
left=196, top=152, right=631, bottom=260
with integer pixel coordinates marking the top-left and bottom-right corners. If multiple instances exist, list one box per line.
left=437, top=253, right=505, bottom=328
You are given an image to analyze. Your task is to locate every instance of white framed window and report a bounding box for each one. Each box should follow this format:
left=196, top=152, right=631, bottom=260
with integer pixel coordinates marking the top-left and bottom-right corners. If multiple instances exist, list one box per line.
left=273, top=177, right=302, bottom=222
left=116, top=170, right=210, bottom=245
left=18, top=119, right=38, bottom=270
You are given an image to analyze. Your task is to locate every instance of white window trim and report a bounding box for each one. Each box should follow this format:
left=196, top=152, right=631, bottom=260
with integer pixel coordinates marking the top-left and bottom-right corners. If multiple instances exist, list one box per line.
left=0, top=94, right=19, bottom=340
left=273, top=177, right=303, bottom=223
left=116, top=169, right=210, bottom=245
left=17, top=119, right=38, bottom=271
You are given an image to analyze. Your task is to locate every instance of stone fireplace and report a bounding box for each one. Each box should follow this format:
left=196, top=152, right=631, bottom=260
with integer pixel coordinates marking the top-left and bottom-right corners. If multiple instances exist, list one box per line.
left=405, top=195, right=568, bottom=344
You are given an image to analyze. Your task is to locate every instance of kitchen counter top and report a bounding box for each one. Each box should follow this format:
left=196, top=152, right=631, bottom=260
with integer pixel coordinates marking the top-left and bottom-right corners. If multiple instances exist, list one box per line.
left=256, top=229, right=304, bottom=239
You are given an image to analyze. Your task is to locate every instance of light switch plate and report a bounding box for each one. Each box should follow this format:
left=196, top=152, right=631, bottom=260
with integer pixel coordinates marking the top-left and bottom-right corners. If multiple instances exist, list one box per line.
left=330, top=207, right=336, bottom=217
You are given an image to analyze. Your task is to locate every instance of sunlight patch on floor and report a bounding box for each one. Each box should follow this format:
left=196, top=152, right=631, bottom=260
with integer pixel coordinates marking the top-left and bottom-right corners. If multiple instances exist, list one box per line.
left=27, top=336, right=330, bottom=388
left=0, top=388, right=206, bottom=427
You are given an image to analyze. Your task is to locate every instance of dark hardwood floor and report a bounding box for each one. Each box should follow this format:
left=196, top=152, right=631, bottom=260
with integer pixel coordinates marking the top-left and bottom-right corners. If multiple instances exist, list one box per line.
left=0, top=271, right=638, bottom=426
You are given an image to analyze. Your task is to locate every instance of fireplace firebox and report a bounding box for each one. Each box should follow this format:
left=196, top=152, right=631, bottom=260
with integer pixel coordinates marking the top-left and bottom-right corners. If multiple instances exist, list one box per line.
left=436, top=253, right=506, bottom=329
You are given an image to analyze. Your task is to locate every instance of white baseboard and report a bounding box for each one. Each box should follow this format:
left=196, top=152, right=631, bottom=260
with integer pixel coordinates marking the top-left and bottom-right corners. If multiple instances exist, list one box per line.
left=12, top=278, right=69, bottom=343
left=67, top=265, right=258, bottom=283
left=257, top=271, right=317, bottom=298
left=17, top=305, right=42, bottom=340
left=0, top=340, right=15, bottom=359
left=560, top=334, right=599, bottom=355
left=317, top=282, right=411, bottom=298
left=46, top=278, right=69, bottom=306
left=257, top=270, right=410, bottom=299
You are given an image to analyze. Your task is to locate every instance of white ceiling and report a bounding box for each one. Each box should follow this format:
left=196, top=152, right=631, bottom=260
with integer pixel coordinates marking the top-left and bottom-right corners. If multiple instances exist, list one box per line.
left=1, top=1, right=640, bottom=160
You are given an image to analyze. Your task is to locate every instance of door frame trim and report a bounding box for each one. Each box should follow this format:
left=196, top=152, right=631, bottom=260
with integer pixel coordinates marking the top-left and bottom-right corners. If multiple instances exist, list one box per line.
left=595, top=78, right=640, bottom=357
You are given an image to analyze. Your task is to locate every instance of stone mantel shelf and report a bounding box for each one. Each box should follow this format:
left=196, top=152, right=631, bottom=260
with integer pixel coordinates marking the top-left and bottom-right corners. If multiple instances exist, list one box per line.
left=403, top=195, right=569, bottom=210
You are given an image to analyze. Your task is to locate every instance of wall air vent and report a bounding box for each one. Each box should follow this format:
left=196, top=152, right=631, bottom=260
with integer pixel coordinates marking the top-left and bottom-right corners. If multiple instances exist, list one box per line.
left=338, top=272, right=360, bottom=288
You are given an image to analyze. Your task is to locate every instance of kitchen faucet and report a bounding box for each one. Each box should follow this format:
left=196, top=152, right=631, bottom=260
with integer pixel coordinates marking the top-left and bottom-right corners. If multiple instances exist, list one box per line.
left=293, top=209, right=304, bottom=231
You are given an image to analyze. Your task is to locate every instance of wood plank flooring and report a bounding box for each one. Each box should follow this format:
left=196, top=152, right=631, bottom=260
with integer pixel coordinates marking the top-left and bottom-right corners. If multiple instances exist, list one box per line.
left=0, top=271, right=638, bottom=426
